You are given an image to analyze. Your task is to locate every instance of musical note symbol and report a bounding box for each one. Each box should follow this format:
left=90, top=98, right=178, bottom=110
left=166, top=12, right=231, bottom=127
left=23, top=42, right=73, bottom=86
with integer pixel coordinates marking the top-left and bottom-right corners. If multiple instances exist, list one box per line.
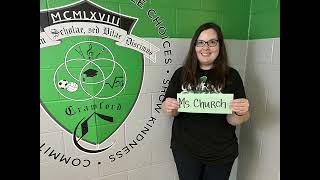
left=87, top=43, right=94, bottom=60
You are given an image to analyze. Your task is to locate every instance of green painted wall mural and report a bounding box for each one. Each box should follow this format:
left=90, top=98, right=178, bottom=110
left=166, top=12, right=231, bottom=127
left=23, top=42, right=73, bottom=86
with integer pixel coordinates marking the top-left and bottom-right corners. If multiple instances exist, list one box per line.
left=40, top=0, right=160, bottom=153
left=40, top=0, right=279, bottom=176
left=40, top=0, right=175, bottom=167
left=40, top=0, right=280, bottom=40
left=249, top=0, right=280, bottom=39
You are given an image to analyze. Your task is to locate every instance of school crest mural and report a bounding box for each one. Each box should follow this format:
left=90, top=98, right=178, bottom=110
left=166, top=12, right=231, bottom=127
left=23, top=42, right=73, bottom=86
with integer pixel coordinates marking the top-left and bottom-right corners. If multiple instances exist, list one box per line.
left=40, top=0, right=159, bottom=153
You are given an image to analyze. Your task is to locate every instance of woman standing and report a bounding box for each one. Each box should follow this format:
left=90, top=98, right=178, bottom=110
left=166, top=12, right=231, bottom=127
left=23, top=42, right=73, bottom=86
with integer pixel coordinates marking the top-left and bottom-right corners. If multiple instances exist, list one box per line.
left=162, top=22, right=250, bottom=180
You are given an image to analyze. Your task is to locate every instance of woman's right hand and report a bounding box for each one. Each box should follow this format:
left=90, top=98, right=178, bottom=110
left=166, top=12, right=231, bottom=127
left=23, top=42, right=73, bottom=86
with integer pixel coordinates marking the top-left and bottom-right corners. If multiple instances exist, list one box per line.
left=162, top=98, right=180, bottom=116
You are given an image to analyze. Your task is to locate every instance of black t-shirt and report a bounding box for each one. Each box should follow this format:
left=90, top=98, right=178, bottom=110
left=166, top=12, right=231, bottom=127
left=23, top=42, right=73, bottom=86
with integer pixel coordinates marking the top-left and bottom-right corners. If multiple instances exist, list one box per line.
left=164, top=67, right=246, bottom=164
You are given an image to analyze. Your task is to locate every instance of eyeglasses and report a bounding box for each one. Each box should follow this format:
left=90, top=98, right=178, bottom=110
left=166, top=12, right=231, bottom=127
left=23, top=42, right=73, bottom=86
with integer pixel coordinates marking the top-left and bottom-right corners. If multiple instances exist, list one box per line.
left=195, top=39, right=219, bottom=47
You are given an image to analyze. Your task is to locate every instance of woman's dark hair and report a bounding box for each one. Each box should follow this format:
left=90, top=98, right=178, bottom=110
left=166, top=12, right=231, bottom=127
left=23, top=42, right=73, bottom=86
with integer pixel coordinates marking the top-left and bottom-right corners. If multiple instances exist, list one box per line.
left=182, top=22, right=230, bottom=89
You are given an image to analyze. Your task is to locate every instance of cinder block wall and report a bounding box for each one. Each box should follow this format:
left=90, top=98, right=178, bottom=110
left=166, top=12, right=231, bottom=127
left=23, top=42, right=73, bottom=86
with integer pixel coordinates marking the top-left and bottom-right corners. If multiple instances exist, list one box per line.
left=40, top=0, right=279, bottom=180
left=237, top=0, right=280, bottom=180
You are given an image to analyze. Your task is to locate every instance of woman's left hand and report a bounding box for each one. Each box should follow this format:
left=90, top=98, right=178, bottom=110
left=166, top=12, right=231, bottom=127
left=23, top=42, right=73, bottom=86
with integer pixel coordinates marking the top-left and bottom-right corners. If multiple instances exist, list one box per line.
left=229, top=98, right=250, bottom=115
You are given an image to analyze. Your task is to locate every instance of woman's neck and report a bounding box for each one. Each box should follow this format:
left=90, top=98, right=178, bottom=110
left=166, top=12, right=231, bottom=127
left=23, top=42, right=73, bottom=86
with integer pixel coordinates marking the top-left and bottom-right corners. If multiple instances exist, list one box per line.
left=199, top=64, right=214, bottom=70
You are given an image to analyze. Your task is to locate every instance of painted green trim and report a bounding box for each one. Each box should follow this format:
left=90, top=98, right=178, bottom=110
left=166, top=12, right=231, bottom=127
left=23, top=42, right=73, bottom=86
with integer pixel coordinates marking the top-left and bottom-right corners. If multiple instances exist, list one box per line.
left=249, top=9, right=280, bottom=39
left=248, top=0, right=280, bottom=39
left=40, top=0, right=279, bottom=39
